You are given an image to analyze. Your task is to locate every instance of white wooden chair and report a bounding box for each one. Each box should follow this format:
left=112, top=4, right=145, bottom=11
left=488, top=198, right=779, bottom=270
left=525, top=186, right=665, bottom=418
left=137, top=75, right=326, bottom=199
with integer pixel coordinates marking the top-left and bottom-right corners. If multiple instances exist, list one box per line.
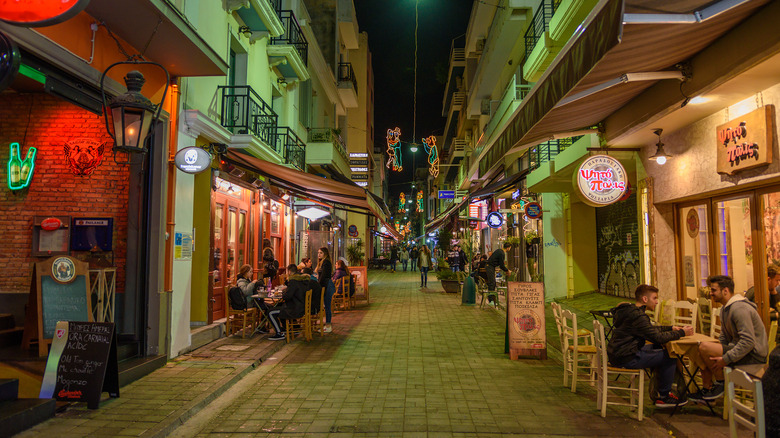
left=671, top=300, right=698, bottom=328
left=593, top=320, right=645, bottom=421
left=725, top=367, right=765, bottom=438
left=711, top=306, right=722, bottom=339
left=697, top=297, right=712, bottom=334
left=657, top=299, right=676, bottom=325
left=561, top=308, right=596, bottom=393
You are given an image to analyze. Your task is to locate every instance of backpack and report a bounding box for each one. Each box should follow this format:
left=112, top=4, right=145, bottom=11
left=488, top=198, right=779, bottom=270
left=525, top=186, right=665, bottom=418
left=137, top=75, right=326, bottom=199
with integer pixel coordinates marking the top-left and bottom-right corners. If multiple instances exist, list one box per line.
left=228, top=285, right=247, bottom=310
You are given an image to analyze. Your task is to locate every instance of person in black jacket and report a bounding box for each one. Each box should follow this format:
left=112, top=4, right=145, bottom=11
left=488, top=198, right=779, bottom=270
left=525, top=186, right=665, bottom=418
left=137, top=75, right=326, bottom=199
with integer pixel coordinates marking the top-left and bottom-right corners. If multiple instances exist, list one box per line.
left=485, top=243, right=511, bottom=306
left=607, top=284, right=693, bottom=407
left=316, top=247, right=335, bottom=333
left=267, top=264, right=311, bottom=341
left=762, top=345, right=780, bottom=437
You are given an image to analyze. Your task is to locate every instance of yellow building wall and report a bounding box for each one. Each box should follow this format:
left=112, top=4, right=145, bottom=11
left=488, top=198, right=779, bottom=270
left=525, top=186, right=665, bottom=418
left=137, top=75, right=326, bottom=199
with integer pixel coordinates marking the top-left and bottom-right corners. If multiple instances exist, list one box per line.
left=190, top=158, right=213, bottom=324
left=569, top=201, right=599, bottom=295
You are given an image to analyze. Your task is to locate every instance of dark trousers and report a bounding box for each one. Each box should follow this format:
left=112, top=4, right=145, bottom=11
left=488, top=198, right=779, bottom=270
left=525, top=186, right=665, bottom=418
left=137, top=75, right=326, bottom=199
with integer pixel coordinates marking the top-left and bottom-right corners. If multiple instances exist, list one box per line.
left=411, top=259, right=417, bottom=271
left=420, top=267, right=429, bottom=285
left=402, top=260, right=408, bottom=271
left=620, top=344, right=677, bottom=396
left=485, top=265, right=497, bottom=303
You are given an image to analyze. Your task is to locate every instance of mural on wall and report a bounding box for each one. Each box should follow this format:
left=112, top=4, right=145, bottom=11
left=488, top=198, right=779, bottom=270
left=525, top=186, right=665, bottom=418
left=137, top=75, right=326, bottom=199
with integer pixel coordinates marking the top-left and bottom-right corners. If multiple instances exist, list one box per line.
left=63, top=138, right=107, bottom=176
left=596, top=192, right=641, bottom=298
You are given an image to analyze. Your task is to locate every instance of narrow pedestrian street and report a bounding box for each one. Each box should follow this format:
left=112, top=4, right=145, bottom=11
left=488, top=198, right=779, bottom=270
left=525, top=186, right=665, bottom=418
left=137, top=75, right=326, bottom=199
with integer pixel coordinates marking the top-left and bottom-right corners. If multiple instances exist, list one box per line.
left=171, top=271, right=666, bottom=437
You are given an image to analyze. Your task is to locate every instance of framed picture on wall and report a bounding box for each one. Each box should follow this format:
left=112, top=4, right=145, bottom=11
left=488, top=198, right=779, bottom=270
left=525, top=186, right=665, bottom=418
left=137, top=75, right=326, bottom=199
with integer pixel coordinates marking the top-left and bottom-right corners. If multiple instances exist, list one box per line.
left=270, top=210, right=280, bottom=236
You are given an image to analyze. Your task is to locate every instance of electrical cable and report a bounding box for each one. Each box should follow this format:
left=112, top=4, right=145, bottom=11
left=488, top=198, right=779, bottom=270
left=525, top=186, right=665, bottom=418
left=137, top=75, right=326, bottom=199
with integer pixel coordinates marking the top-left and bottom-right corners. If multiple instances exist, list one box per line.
left=413, top=0, right=418, bottom=145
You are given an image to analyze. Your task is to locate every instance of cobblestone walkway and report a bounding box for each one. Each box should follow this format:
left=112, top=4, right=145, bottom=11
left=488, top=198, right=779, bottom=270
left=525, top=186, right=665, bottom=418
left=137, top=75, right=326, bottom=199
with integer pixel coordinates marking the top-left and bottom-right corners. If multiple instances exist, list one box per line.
left=184, top=271, right=671, bottom=437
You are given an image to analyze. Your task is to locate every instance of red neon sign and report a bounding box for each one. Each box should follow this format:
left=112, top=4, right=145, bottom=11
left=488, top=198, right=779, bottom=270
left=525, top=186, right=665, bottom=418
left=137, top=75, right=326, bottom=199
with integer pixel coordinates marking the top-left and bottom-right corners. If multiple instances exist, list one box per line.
left=0, top=0, right=90, bottom=27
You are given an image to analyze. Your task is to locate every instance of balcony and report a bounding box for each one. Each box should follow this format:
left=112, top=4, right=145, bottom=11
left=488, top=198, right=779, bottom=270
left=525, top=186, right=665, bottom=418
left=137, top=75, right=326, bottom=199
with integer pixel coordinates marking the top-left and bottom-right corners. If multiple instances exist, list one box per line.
left=441, top=39, right=466, bottom=117
left=338, top=0, right=359, bottom=49
left=482, top=78, right=533, bottom=143
left=219, top=85, right=278, bottom=146
left=306, top=128, right=350, bottom=178
left=268, top=10, right=310, bottom=81
left=528, top=136, right=582, bottom=171
left=523, top=0, right=562, bottom=82
left=275, top=127, right=306, bottom=170
left=452, top=139, right=468, bottom=158
left=231, top=0, right=284, bottom=38
left=337, top=62, right=358, bottom=108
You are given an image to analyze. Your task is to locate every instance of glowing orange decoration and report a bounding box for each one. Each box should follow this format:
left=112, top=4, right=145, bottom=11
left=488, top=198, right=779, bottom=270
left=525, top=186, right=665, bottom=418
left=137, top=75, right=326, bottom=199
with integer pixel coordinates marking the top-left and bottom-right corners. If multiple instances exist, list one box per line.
left=0, top=0, right=91, bottom=27
left=422, top=135, right=439, bottom=178
left=398, top=193, right=406, bottom=212
left=386, top=127, right=402, bottom=171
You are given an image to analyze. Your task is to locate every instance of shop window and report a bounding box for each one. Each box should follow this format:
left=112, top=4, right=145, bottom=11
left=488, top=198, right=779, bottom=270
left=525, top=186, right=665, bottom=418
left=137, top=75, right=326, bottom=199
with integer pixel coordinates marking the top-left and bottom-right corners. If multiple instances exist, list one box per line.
left=715, top=197, right=754, bottom=295
left=762, top=192, right=780, bottom=265
left=679, top=204, right=710, bottom=300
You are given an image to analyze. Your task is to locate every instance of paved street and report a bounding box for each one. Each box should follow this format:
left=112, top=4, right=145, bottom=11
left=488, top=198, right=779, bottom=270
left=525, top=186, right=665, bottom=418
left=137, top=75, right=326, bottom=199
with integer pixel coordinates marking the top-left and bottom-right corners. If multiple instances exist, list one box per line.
left=171, top=271, right=671, bottom=437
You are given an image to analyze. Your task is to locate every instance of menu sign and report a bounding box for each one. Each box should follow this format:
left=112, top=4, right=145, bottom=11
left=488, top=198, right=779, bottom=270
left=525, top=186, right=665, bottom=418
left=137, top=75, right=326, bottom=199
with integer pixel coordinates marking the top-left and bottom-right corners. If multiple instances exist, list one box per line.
left=716, top=105, right=774, bottom=175
left=574, top=155, right=628, bottom=207
left=506, top=282, right=546, bottom=360
left=39, top=321, right=119, bottom=409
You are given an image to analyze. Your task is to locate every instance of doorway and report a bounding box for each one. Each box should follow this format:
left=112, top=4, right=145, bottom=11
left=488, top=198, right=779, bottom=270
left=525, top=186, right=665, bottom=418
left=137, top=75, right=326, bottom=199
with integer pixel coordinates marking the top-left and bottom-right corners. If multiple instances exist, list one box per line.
left=211, top=183, right=250, bottom=321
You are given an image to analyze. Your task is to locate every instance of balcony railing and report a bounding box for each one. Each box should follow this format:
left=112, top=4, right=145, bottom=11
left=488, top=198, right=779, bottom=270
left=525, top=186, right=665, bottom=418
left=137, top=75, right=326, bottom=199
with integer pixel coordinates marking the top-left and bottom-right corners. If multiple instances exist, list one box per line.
left=337, top=62, right=358, bottom=95
left=524, top=0, right=562, bottom=61
left=218, top=85, right=278, bottom=146
left=270, top=10, right=308, bottom=66
left=308, top=128, right=348, bottom=161
left=276, top=127, right=306, bottom=170
left=529, top=136, right=582, bottom=170
left=270, top=0, right=281, bottom=10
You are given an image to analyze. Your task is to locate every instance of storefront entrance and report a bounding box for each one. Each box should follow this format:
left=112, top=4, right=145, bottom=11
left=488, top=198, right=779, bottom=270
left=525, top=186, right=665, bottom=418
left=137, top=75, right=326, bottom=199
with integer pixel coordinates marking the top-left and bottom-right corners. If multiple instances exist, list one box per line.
left=211, top=184, right=251, bottom=321
left=677, top=187, right=780, bottom=324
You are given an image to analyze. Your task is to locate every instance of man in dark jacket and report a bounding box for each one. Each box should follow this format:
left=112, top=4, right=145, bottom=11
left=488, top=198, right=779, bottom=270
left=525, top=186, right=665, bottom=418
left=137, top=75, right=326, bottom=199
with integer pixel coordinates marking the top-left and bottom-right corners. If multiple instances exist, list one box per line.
left=267, top=264, right=313, bottom=341
left=607, top=284, right=693, bottom=407
left=485, top=243, right=511, bottom=306
left=410, top=246, right=419, bottom=272
left=457, top=244, right=467, bottom=273
left=762, top=345, right=780, bottom=437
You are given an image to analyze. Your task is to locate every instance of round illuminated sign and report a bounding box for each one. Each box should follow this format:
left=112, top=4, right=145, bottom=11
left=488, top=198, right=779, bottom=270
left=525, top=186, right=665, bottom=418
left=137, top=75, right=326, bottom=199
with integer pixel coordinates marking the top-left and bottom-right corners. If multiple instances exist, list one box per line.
left=574, top=155, right=628, bottom=207
left=348, top=225, right=358, bottom=237
left=486, top=211, right=504, bottom=228
left=0, top=0, right=91, bottom=27
left=524, top=202, right=542, bottom=220
left=52, top=257, right=76, bottom=283
left=174, top=146, right=212, bottom=174
left=41, top=217, right=63, bottom=231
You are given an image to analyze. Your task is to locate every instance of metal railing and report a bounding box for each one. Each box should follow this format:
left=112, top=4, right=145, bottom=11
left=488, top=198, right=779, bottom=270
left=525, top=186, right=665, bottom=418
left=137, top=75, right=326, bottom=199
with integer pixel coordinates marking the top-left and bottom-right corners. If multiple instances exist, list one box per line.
left=270, top=10, right=308, bottom=66
left=308, top=128, right=348, bottom=161
left=218, top=85, right=278, bottom=147
left=529, top=136, right=582, bottom=170
left=269, top=0, right=281, bottom=11
left=276, top=127, right=306, bottom=170
left=337, top=62, right=358, bottom=95
left=524, top=0, right=562, bottom=61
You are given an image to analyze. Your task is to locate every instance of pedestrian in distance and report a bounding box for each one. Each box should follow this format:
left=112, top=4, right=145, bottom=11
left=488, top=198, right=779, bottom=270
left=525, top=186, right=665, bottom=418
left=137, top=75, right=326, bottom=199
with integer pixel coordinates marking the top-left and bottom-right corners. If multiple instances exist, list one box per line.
left=390, top=245, right=399, bottom=273
left=316, top=247, right=335, bottom=333
left=418, top=245, right=431, bottom=288
left=607, top=284, right=693, bottom=407
left=485, top=243, right=511, bottom=306
left=457, top=244, right=467, bottom=273
left=400, top=246, right=409, bottom=271
left=410, top=245, right=419, bottom=272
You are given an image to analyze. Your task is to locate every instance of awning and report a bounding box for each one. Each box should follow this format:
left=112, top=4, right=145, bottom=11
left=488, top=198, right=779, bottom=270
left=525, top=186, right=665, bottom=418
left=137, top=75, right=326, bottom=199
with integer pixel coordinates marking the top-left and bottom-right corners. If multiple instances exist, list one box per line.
left=377, top=218, right=402, bottom=241
left=469, top=169, right=530, bottom=202
left=424, top=197, right=469, bottom=234
left=478, top=0, right=769, bottom=177
left=225, top=150, right=387, bottom=221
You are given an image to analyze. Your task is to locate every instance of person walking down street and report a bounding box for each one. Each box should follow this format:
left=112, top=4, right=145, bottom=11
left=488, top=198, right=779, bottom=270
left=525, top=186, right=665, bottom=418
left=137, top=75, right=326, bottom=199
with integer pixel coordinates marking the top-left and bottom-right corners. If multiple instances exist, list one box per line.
left=390, top=245, right=399, bottom=273
left=608, top=284, right=693, bottom=407
left=418, top=245, right=431, bottom=288
left=690, top=275, right=768, bottom=402
left=400, top=247, right=409, bottom=272
left=457, top=244, right=467, bottom=273
left=267, top=264, right=309, bottom=341
left=485, top=243, right=511, bottom=306
left=316, top=247, right=335, bottom=333
left=410, top=246, right=419, bottom=272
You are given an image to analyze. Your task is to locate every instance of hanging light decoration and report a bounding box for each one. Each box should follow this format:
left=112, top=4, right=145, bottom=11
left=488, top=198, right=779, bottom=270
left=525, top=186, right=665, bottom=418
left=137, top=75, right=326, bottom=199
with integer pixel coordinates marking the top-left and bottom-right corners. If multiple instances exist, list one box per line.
left=386, top=127, right=403, bottom=171
left=423, top=135, right=439, bottom=178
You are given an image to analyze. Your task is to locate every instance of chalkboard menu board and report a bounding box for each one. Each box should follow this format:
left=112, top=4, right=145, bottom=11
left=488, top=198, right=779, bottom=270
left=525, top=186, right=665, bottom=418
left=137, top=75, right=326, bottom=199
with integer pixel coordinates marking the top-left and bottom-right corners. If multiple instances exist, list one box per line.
left=41, top=276, right=89, bottom=339
left=40, top=321, right=119, bottom=409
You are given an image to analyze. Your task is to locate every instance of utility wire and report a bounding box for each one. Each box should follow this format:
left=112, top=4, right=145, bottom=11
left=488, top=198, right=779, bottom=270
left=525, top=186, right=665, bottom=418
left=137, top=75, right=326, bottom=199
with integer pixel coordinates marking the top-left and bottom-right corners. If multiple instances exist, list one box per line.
left=413, top=0, right=418, bottom=144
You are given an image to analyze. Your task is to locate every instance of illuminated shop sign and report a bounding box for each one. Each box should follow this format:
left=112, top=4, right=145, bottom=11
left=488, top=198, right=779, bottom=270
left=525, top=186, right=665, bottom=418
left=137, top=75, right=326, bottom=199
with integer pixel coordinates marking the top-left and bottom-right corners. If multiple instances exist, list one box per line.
left=352, top=174, right=368, bottom=180
left=486, top=212, right=503, bottom=228
left=7, top=142, right=36, bottom=190
left=0, top=0, right=91, bottom=27
left=174, top=146, right=212, bottom=174
left=716, top=106, right=773, bottom=175
left=350, top=167, right=368, bottom=172
left=355, top=181, right=368, bottom=187
left=350, top=159, right=368, bottom=166
left=574, top=155, right=627, bottom=207
left=349, top=152, right=368, bottom=158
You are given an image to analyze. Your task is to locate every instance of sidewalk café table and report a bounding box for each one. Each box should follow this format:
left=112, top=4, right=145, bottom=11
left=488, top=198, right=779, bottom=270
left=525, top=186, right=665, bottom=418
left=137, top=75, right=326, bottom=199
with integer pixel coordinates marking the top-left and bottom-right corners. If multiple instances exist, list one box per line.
left=589, top=309, right=614, bottom=340
left=665, top=333, right=719, bottom=416
left=251, top=289, right=284, bottom=335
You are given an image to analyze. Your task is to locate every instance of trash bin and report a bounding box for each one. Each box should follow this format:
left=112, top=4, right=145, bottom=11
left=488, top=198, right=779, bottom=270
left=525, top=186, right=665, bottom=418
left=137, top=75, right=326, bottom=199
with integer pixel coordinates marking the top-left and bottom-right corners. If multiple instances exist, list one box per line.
left=462, top=276, right=476, bottom=305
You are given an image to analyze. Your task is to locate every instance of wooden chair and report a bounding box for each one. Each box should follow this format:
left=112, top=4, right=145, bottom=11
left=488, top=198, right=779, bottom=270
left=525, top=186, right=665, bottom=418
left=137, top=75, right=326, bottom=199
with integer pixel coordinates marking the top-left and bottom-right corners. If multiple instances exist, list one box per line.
left=476, top=277, right=498, bottom=309
left=768, top=320, right=777, bottom=356
left=310, top=287, right=326, bottom=336
left=561, top=309, right=596, bottom=392
left=725, top=367, right=765, bottom=438
left=332, top=276, right=350, bottom=312
left=710, top=306, right=722, bottom=339
left=657, top=299, right=675, bottom=325
left=697, top=297, right=712, bottom=334
left=225, top=288, right=256, bottom=339
left=286, top=289, right=312, bottom=343
left=593, top=320, right=645, bottom=421
left=671, top=300, right=698, bottom=328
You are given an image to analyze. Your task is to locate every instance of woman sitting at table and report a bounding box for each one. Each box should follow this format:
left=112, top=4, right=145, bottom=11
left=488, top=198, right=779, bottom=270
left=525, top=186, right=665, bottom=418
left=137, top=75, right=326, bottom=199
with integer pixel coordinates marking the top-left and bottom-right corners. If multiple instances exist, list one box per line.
left=607, top=284, right=693, bottom=408
left=236, top=264, right=260, bottom=308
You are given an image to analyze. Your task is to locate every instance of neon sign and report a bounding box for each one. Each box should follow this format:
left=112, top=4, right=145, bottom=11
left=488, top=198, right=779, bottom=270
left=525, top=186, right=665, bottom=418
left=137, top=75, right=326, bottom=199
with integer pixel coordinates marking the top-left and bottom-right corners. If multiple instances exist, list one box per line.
left=386, top=127, right=402, bottom=172
left=398, top=193, right=406, bottom=212
left=574, top=155, right=627, bottom=207
left=7, top=142, right=36, bottom=190
left=416, top=190, right=424, bottom=213
left=422, top=135, right=439, bottom=178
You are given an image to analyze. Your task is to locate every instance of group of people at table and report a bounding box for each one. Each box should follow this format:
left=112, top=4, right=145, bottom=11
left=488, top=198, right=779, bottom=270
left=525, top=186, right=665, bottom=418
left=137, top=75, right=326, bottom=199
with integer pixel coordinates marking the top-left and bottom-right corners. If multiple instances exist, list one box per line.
left=605, top=275, right=778, bottom=435
left=233, top=246, right=352, bottom=340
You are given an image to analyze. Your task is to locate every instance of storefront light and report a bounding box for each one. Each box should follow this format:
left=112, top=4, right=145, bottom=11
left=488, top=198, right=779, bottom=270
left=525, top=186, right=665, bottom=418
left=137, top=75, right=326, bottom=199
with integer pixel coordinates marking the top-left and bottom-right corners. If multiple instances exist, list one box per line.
left=297, top=207, right=330, bottom=220
left=649, top=128, right=672, bottom=165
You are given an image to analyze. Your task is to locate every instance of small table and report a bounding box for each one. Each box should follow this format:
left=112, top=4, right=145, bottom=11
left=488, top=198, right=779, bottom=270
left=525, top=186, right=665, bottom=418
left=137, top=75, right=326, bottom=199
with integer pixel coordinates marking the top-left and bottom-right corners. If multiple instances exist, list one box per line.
left=589, top=310, right=614, bottom=340
left=666, top=333, right=719, bottom=416
left=250, top=293, right=283, bottom=335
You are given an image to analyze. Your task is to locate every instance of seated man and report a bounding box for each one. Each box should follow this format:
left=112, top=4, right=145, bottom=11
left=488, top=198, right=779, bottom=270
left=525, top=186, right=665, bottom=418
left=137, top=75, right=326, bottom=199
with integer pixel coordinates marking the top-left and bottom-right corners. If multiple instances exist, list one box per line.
left=267, top=264, right=311, bottom=341
left=608, top=284, right=693, bottom=407
left=301, top=267, right=323, bottom=315
left=745, top=263, right=780, bottom=321
left=691, top=275, right=768, bottom=401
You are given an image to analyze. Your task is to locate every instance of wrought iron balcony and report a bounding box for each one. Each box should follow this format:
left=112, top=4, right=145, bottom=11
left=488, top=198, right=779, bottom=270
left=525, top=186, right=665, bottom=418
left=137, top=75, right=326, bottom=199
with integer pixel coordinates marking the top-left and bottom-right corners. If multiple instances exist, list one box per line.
left=337, top=62, right=358, bottom=95
left=270, top=10, right=308, bottom=66
left=308, top=128, right=348, bottom=161
left=218, top=85, right=278, bottom=146
left=276, top=127, right=306, bottom=170
left=524, top=0, right=562, bottom=61
left=529, top=136, right=582, bottom=170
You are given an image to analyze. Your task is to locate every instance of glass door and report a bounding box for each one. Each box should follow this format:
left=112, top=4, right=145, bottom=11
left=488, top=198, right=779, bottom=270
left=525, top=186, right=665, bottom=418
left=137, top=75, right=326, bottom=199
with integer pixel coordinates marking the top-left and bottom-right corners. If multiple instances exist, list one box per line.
left=678, top=203, right=711, bottom=301
left=713, top=195, right=755, bottom=296
left=759, top=189, right=780, bottom=321
left=212, top=203, right=226, bottom=320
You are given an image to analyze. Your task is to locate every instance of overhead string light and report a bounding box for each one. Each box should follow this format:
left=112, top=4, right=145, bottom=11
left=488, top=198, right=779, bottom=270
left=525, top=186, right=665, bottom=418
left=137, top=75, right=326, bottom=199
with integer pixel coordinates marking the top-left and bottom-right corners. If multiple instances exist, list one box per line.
left=423, top=135, right=439, bottom=178
left=386, top=127, right=402, bottom=171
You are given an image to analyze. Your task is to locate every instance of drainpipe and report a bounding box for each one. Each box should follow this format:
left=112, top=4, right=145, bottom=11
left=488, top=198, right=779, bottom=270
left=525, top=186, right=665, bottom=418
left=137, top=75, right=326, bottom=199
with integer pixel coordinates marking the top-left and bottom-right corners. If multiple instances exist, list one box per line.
left=163, top=80, right=181, bottom=356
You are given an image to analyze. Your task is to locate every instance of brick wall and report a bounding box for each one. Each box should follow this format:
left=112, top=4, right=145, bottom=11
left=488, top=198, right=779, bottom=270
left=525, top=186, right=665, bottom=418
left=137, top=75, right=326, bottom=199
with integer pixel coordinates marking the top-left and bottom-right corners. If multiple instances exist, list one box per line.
left=0, top=93, right=129, bottom=294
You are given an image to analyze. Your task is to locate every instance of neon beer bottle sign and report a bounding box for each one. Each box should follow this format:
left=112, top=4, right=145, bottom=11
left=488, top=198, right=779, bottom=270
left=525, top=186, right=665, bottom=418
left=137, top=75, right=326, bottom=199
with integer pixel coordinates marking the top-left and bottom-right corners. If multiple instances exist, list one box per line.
left=8, top=142, right=36, bottom=190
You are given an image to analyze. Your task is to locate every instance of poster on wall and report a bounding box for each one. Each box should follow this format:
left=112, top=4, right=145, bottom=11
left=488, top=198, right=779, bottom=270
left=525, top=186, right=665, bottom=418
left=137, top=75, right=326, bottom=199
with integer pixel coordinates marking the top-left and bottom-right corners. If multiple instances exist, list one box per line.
left=683, top=256, right=695, bottom=287
left=174, top=232, right=193, bottom=261
left=716, top=105, right=774, bottom=175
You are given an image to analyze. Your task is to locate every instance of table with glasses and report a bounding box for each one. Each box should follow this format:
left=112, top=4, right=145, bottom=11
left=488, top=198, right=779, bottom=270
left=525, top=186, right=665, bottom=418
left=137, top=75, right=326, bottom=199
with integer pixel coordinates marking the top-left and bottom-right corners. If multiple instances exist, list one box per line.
left=665, top=333, right=720, bottom=416
left=250, top=287, right=285, bottom=335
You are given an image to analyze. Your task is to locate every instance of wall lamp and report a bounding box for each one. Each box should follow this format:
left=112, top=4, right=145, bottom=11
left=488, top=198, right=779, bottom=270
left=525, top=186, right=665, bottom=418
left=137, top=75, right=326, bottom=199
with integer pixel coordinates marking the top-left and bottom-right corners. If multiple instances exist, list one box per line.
left=649, top=128, right=672, bottom=165
left=238, top=26, right=252, bottom=38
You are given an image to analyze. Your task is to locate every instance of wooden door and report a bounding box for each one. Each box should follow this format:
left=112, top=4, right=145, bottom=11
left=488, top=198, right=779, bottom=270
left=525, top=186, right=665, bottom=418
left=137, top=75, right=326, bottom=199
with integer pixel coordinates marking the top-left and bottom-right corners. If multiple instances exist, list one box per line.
left=211, top=189, right=251, bottom=322
left=211, top=202, right=226, bottom=320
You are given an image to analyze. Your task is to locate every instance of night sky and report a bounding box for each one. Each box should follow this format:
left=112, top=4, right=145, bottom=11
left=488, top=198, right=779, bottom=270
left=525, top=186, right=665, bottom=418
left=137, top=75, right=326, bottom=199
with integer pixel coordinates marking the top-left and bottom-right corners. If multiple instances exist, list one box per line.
left=354, top=0, right=473, bottom=199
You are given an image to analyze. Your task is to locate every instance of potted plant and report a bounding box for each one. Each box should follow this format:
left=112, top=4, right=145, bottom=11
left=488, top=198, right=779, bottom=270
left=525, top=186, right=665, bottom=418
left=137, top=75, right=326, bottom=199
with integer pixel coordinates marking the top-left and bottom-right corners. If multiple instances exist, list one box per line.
left=436, top=259, right=460, bottom=293
left=346, top=239, right=365, bottom=266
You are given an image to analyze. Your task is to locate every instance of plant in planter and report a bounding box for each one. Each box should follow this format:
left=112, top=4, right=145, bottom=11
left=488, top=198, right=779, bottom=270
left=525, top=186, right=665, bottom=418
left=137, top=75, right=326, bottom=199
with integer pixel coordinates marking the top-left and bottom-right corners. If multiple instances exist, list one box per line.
left=435, top=260, right=461, bottom=293
left=346, top=239, right=365, bottom=266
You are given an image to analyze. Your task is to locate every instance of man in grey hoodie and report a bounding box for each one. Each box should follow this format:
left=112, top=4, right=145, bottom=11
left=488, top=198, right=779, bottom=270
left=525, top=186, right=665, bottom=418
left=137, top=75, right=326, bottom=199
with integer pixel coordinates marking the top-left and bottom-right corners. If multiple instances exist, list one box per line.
left=690, top=275, right=768, bottom=402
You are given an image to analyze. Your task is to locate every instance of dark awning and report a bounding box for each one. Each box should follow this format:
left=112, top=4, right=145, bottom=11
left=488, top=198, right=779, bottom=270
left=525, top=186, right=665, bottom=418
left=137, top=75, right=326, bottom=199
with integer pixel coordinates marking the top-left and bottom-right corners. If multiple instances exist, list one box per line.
left=469, top=169, right=530, bottom=202
left=478, top=0, right=769, bottom=177
left=424, top=197, right=469, bottom=234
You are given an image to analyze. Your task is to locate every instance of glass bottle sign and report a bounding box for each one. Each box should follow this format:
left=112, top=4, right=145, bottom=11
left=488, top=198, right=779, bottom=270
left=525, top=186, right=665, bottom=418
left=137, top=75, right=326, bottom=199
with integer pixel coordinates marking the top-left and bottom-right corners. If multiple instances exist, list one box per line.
left=7, top=143, right=37, bottom=190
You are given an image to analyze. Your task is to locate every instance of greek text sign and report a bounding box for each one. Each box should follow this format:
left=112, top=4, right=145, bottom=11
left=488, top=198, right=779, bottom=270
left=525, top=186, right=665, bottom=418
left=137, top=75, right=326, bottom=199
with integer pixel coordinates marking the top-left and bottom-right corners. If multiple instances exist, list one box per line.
left=574, top=155, right=627, bottom=207
left=507, top=282, right=546, bottom=358
left=716, top=105, right=773, bottom=175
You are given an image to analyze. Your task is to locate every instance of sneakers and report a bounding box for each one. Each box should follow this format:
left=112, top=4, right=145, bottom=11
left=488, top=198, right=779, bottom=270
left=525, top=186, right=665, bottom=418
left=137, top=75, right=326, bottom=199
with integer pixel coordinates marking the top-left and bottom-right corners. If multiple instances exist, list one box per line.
left=688, top=382, right=724, bottom=402
left=655, top=393, right=687, bottom=408
left=268, top=333, right=286, bottom=341
left=323, top=325, right=333, bottom=333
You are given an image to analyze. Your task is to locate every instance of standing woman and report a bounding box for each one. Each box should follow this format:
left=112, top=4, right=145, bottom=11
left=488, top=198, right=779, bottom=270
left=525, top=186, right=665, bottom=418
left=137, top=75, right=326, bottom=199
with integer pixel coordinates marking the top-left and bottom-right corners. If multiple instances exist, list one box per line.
left=419, top=245, right=431, bottom=288
left=316, top=247, right=335, bottom=333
